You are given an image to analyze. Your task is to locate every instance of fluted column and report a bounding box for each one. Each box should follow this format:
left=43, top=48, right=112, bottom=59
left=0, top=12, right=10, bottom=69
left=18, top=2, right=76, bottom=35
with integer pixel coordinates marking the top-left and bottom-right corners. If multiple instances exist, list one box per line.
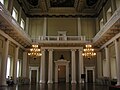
left=22, top=52, right=27, bottom=77
left=105, top=46, right=110, bottom=77
left=78, top=49, right=84, bottom=83
left=40, top=49, right=46, bottom=83
left=1, top=39, right=9, bottom=85
left=13, top=46, right=19, bottom=84
left=48, top=49, right=53, bottom=84
left=115, top=39, right=120, bottom=85
left=71, top=49, right=76, bottom=83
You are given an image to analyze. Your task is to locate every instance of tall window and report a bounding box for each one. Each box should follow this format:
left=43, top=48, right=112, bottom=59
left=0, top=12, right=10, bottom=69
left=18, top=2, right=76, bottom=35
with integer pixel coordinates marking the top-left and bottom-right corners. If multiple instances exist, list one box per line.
left=6, top=56, right=11, bottom=78
left=12, top=7, right=18, bottom=21
left=106, top=7, right=112, bottom=21
left=0, top=0, right=4, bottom=4
left=17, top=60, right=21, bottom=77
left=0, top=0, right=8, bottom=9
left=100, top=18, right=103, bottom=30
left=20, top=18, right=25, bottom=29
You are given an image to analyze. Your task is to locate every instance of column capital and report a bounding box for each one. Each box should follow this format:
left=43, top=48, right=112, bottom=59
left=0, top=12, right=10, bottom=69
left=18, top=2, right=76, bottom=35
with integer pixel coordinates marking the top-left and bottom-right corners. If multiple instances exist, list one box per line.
left=48, top=49, right=53, bottom=52
left=105, top=45, right=108, bottom=48
left=41, top=49, right=46, bottom=51
left=78, top=49, right=83, bottom=52
left=15, top=46, right=19, bottom=49
left=71, top=49, right=76, bottom=52
left=115, top=39, right=119, bottom=42
left=5, top=38, right=10, bottom=42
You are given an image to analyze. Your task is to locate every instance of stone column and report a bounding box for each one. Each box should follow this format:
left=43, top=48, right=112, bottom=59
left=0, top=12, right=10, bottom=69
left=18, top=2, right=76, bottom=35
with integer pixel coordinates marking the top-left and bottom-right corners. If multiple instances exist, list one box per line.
left=78, top=49, right=84, bottom=83
left=97, top=52, right=102, bottom=77
left=115, top=39, right=120, bottom=85
left=13, top=46, right=19, bottom=84
left=43, top=17, right=47, bottom=36
left=66, top=63, right=69, bottom=83
left=25, top=17, right=29, bottom=34
left=55, top=64, right=58, bottom=83
left=78, top=18, right=82, bottom=36
left=71, top=49, right=76, bottom=83
left=1, top=39, right=9, bottom=85
left=40, top=49, right=46, bottom=83
left=22, top=52, right=27, bottom=77
left=103, top=7, right=107, bottom=24
left=48, top=49, right=53, bottom=84
left=96, top=18, right=99, bottom=33
left=105, top=46, right=110, bottom=77
left=7, top=0, right=14, bottom=13
left=111, top=0, right=116, bottom=12
left=18, top=7, right=22, bottom=24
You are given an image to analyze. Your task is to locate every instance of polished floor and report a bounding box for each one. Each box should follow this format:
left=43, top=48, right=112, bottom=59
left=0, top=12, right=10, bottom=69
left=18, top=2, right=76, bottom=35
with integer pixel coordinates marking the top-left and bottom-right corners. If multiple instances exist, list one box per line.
left=0, top=83, right=109, bottom=90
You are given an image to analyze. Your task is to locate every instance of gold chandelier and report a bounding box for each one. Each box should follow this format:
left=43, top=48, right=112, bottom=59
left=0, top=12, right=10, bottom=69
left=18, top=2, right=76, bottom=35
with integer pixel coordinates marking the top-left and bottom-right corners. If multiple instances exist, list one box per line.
left=28, top=44, right=42, bottom=57
left=82, top=44, right=96, bottom=59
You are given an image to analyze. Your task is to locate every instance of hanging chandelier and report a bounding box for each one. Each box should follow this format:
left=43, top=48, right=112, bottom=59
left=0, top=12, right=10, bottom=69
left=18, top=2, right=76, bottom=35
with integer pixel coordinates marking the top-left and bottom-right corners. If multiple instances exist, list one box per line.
left=28, top=44, right=42, bottom=57
left=82, top=44, right=96, bottom=59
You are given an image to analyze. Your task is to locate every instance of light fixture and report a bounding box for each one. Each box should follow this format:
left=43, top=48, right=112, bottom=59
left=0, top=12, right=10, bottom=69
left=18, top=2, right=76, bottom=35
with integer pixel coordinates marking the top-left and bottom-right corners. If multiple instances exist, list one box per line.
left=82, top=44, right=96, bottom=59
left=28, top=44, right=42, bottom=57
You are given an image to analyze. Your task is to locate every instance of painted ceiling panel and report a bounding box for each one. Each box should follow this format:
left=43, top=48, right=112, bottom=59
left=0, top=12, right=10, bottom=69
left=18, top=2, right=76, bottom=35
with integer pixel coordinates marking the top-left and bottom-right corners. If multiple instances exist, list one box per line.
left=50, top=0, right=74, bottom=7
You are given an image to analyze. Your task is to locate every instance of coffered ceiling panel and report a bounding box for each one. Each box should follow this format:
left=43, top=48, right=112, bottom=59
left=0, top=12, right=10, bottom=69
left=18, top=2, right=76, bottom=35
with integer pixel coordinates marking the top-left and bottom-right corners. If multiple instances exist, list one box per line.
left=50, top=0, right=74, bottom=7
left=18, top=0, right=108, bottom=17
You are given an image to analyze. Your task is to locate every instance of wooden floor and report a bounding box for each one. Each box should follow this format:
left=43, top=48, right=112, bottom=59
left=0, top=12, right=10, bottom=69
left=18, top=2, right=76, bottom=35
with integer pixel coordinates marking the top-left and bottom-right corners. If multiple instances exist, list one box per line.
left=0, top=83, right=109, bottom=90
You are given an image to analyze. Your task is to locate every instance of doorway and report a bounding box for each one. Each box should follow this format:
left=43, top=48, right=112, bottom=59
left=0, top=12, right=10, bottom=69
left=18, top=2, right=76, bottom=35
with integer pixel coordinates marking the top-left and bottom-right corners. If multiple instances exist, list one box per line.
left=31, top=70, right=37, bottom=84
left=85, top=67, right=95, bottom=83
left=29, top=66, right=39, bottom=83
left=54, top=60, right=70, bottom=83
left=58, top=65, right=66, bottom=83
left=87, top=70, right=93, bottom=83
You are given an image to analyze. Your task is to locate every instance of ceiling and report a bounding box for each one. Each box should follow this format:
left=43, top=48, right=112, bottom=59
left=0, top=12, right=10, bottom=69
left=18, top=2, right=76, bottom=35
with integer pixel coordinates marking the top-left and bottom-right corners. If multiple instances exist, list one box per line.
left=2, top=0, right=116, bottom=49
left=18, top=0, right=108, bottom=17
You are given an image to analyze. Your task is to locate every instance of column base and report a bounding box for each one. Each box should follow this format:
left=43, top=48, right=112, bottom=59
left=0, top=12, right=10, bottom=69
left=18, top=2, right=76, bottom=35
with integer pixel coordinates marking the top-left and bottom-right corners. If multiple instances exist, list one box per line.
left=1, top=81, right=7, bottom=86
left=66, top=81, right=69, bottom=83
left=39, top=80, right=46, bottom=84
left=54, top=81, right=58, bottom=83
left=79, top=80, right=85, bottom=83
left=116, top=82, right=120, bottom=85
left=47, top=81, right=53, bottom=84
left=71, top=80, right=77, bottom=84
left=0, top=84, right=8, bottom=87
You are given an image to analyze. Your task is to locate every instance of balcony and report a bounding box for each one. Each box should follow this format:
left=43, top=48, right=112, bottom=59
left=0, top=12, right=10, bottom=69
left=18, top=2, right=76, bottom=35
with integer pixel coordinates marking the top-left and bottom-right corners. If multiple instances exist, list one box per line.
left=31, top=36, right=89, bottom=47
left=93, top=7, right=120, bottom=47
left=0, top=2, right=31, bottom=47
